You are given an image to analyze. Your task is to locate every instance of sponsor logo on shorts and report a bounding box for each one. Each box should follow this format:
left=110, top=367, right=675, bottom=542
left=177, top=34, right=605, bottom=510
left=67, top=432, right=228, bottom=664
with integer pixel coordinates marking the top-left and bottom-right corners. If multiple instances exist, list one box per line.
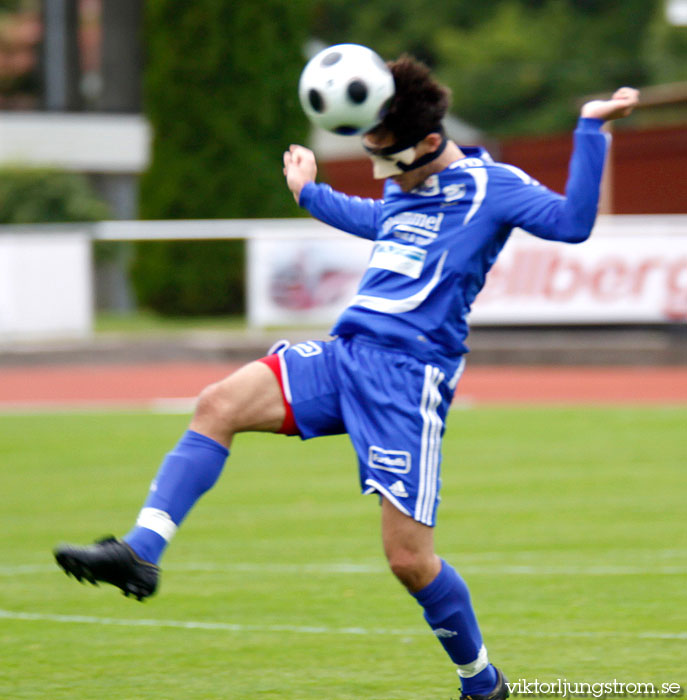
left=368, top=446, right=412, bottom=474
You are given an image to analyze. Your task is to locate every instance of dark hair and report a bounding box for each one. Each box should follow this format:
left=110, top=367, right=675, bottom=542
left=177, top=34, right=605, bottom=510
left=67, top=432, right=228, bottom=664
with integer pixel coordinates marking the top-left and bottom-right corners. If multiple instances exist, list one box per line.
left=373, top=54, right=451, bottom=146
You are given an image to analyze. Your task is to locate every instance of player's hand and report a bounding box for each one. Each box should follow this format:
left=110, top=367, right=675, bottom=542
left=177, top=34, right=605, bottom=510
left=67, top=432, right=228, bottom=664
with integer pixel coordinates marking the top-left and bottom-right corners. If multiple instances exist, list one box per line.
left=581, top=87, right=640, bottom=121
left=283, top=144, right=317, bottom=203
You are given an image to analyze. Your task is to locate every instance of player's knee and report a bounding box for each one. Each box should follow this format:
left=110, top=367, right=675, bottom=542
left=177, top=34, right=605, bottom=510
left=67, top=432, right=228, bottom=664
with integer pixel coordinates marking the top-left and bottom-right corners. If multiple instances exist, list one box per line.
left=194, top=381, right=238, bottom=430
left=387, top=549, right=428, bottom=590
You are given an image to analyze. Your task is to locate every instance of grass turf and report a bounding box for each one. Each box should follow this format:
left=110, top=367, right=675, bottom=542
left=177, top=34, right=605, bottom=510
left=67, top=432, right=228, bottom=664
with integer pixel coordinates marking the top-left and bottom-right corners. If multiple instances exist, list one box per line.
left=1, top=406, right=685, bottom=699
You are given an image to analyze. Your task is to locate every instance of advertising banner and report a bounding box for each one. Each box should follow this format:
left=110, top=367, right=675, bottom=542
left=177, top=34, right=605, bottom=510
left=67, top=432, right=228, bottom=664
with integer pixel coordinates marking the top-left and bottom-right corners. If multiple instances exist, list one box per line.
left=470, top=229, right=687, bottom=324
left=247, top=225, right=372, bottom=328
left=0, top=231, right=93, bottom=341
left=247, top=216, right=687, bottom=327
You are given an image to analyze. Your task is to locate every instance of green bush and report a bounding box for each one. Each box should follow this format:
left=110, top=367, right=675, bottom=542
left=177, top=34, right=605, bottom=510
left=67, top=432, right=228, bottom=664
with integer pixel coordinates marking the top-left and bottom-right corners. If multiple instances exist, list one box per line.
left=132, top=240, right=245, bottom=316
left=0, top=167, right=110, bottom=224
left=133, top=0, right=312, bottom=316
left=0, top=166, right=117, bottom=265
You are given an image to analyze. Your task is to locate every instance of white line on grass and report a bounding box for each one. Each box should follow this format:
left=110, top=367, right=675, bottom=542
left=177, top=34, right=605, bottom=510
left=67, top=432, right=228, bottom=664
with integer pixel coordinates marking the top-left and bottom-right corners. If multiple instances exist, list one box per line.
left=244, top=562, right=687, bottom=576
left=0, top=608, right=685, bottom=641
left=165, top=562, right=687, bottom=576
left=0, top=608, right=417, bottom=637
left=0, top=398, right=197, bottom=415
left=3, top=561, right=687, bottom=576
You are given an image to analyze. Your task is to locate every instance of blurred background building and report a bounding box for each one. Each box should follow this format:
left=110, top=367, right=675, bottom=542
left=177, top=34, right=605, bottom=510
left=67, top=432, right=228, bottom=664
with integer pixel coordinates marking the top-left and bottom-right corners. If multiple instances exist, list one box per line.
left=0, top=0, right=146, bottom=312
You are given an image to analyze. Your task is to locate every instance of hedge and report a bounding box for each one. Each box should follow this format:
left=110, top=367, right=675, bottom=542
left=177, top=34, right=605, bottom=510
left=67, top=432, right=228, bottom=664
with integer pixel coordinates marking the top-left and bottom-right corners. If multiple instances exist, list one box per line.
left=133, top=0, right=313, bottom=315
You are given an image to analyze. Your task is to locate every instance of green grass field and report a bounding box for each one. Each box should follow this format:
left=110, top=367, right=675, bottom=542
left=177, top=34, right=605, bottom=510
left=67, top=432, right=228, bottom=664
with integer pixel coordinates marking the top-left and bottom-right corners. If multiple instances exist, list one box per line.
left=1, top=406, right=685, bottom=699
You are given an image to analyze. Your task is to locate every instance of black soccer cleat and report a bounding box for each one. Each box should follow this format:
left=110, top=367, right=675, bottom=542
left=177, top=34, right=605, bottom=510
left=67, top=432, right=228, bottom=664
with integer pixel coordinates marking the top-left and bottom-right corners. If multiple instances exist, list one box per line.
left=461, top=667, right=510, bottom=700
left=53, top=536, right=159, bottom=601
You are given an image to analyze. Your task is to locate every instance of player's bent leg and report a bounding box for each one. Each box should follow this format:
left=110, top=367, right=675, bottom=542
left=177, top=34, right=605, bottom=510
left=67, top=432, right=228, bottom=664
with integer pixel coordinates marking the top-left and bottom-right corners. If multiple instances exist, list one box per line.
left=380, top=498, right=506, bottom=699
left=53, top=360, right=289, bottom=600
left=190, top=360, right=287, bottom=447
left=122, top=361, right=286, bottom=558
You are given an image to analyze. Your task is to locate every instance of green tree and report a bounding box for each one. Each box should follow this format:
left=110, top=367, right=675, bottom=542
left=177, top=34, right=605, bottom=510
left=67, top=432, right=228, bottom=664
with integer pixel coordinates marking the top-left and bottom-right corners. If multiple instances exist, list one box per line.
left=437, top=0, right=657, bottom=135
left=645, top=10, right=687, bottom=83
left=0, top=1, right=24, bottom=12
left=133, top=0, right=312, bottom=315
left=312, top=0, right=665, bottom=136
left=312, top=0, right=503, bottom=67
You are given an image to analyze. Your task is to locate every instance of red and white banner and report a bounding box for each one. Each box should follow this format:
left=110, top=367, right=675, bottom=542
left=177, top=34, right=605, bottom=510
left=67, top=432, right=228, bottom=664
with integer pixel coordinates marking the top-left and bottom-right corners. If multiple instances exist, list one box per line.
left=247, top=216, right=687, bottom=327
left=470, top=227, right=687, bottom=324
left=247, top=224, right=372, bottom=327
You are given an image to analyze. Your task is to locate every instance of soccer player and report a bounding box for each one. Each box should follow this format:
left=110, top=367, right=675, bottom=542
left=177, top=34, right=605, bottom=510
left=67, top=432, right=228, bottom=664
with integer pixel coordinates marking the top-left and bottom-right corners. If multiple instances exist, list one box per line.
left=54, top=55, right=638, bottom=698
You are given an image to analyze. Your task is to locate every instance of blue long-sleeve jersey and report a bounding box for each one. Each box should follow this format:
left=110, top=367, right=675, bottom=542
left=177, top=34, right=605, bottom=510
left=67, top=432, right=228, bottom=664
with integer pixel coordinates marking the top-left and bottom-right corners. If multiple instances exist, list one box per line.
left=299, top=117, right=609, bottom=373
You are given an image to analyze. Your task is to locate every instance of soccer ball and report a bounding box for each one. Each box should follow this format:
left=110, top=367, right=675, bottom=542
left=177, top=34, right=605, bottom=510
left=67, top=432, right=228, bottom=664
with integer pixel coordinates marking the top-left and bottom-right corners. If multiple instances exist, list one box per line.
left=298, top=43, right=395, bottom=136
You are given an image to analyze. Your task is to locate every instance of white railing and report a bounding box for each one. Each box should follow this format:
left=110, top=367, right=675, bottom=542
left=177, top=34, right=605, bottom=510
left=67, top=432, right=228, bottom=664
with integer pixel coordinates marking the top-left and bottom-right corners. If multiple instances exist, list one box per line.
left=1, top=215, right=686, bottom=343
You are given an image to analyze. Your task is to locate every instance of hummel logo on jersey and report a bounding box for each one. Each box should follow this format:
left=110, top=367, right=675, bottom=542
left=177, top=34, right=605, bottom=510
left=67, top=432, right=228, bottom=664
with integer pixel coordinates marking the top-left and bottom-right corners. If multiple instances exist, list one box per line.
left=388, top=480, right=409, bottom=498
left=433, top=627, right=459, bottom=638
left=382, top=211, right=444, bottom=236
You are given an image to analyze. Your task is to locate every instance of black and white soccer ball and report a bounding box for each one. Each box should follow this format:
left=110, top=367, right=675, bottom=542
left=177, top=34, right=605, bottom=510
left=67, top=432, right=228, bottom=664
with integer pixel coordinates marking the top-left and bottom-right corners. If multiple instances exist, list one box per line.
left=298, top=44, right=395, bottom=136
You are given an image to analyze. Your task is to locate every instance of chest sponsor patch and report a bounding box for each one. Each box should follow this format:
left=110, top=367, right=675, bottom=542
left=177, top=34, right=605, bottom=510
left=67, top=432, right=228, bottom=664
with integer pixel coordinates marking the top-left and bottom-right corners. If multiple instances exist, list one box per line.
left=369, top=241, right=426, bottom=279
left=368, top=446, right=412, bottom=474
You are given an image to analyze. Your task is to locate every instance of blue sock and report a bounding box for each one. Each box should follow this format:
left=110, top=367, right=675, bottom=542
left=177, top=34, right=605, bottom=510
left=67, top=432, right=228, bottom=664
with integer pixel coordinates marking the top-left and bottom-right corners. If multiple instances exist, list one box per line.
left=123, top=430, right=229, bottom=564
left=412, top=559, right=498, bottom=695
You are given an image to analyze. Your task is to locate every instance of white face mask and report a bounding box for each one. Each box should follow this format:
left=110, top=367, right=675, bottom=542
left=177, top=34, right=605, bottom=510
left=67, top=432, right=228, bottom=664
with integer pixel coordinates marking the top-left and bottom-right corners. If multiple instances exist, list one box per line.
left=369, top=146, right=417, bottom=179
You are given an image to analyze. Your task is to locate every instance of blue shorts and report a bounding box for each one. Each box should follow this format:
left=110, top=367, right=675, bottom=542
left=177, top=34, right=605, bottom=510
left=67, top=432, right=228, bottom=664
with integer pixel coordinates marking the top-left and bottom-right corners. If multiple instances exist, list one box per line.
left=273, top=336, right=464, bottom=527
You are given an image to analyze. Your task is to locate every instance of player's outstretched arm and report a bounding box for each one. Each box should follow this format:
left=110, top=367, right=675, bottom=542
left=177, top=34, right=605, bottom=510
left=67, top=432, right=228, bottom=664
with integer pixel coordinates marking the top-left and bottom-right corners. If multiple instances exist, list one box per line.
left=580, top=87, right=640, bottom=121
left=493, top=87, right=639, bottom=244
left=283, top=144, right=317, bottom=204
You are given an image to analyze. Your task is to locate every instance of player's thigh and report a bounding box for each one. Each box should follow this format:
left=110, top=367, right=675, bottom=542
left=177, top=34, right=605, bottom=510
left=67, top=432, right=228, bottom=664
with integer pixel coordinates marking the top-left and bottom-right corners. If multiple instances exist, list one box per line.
left=191, top=360, right=285, bottom=438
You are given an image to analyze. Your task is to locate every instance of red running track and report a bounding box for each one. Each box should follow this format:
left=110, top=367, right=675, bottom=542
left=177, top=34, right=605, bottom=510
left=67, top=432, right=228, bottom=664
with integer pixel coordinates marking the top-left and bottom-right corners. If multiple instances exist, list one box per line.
left=1, top=362, right=687, bottom=408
